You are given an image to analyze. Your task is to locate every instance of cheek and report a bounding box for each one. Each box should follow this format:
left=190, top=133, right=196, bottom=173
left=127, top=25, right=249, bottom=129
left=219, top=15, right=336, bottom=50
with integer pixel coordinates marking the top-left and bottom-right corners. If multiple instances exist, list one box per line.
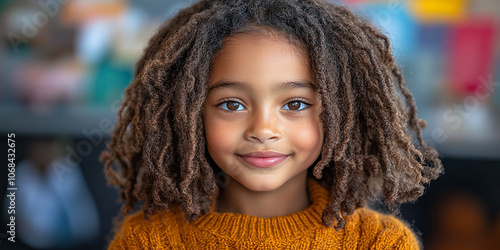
left=204, top=116, right=239, bottom=158
left=288, top=118, right=323, bottom=156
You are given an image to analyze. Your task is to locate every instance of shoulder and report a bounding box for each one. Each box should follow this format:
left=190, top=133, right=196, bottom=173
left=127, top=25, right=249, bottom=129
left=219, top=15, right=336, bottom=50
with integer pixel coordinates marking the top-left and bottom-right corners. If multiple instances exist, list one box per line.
left=343, top=207, right=421, bottom=250
left=107, top=208, right=186, bottom=250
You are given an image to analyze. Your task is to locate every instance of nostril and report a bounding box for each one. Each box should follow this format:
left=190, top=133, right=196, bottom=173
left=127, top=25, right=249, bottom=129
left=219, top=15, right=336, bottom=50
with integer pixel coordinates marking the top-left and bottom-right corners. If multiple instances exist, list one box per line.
left=244, top=114, right=281, bottom=143
left=245, top=131, right=281, bottom=143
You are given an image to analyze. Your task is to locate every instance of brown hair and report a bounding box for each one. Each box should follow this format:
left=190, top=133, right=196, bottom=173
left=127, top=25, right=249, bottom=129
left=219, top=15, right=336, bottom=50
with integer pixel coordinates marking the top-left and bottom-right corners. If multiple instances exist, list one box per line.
left=101, top=0, right=442, bottom=230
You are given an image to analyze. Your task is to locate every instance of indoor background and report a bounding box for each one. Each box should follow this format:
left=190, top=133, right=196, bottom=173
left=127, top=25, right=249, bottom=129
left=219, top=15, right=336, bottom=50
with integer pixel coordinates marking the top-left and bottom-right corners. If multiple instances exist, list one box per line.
left=0, top=0, right=499, bottom=249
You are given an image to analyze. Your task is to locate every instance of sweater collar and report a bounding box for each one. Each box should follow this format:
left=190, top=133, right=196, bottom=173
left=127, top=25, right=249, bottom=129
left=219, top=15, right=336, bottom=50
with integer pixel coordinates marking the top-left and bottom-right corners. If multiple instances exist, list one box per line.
left=190, top=179, right=330, bottom=240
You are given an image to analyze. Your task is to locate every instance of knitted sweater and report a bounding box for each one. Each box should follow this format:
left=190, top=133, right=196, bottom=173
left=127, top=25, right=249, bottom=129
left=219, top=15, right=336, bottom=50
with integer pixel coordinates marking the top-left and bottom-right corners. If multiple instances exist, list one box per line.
left=108, top=179, right=419, bottom=249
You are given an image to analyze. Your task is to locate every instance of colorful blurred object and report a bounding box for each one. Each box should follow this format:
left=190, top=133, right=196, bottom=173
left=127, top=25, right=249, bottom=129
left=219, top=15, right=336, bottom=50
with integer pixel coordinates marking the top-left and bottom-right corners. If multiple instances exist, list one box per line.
left=408, top=0, right=468, bottom=23
left=446, top=18, right=497, bottom=96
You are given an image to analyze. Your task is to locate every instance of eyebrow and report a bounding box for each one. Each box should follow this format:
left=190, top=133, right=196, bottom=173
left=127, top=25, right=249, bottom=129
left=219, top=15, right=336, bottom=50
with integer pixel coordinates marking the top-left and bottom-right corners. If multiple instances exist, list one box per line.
left=208, top=80, right=316, bottom=93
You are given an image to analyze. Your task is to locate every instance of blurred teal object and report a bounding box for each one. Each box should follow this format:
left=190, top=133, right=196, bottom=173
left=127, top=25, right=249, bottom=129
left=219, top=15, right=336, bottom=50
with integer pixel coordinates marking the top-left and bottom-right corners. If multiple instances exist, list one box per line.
left=0, top=0, right=14, bottom=10
left=90, top=56, right=133, bottom=105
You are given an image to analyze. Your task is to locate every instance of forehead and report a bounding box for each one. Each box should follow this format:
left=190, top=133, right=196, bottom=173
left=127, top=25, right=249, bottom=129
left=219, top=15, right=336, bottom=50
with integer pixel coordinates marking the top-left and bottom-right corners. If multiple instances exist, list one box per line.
left=214, top=29, right=308, bottom=64
left=209, top=30, right=313, bottom=88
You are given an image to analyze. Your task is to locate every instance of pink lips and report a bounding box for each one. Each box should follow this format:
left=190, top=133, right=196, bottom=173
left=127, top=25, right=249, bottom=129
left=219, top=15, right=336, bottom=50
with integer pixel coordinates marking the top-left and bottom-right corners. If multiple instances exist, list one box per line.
left=237, top=151, right=289, bottom=168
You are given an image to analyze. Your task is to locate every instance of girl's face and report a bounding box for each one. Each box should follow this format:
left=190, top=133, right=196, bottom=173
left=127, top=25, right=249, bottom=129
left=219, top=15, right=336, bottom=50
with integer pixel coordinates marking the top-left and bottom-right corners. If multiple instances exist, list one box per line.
left=204, top=31, right=323, bottom=192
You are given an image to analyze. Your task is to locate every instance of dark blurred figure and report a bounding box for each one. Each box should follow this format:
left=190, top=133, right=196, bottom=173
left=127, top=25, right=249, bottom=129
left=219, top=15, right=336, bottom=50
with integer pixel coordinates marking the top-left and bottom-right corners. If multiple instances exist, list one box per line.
left=3, top=138, right=99, bottom=249
left=490, top=215, right=500, bottom=250
left=426, top=191, right=498, bottom=250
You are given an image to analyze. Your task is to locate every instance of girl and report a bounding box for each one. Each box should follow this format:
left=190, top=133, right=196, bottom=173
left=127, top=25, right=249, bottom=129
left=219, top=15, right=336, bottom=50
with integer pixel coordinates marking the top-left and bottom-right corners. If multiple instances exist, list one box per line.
left=102, top=0, right=442, bottom=248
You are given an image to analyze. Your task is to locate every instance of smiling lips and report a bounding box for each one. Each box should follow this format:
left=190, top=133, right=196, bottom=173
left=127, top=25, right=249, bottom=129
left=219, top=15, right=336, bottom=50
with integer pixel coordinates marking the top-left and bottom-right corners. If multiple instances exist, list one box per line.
left=237, top=151, right=289, bottom=168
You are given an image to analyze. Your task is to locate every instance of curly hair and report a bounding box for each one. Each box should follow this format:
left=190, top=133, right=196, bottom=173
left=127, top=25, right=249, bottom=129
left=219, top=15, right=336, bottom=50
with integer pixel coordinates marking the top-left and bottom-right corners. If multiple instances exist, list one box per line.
left=101, top=0, right=443, bottom=230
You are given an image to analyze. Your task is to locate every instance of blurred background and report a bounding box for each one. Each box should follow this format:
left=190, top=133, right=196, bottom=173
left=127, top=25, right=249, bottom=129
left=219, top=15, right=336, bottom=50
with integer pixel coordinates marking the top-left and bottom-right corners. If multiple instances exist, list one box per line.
left=0, top=0, right=499, bottom=249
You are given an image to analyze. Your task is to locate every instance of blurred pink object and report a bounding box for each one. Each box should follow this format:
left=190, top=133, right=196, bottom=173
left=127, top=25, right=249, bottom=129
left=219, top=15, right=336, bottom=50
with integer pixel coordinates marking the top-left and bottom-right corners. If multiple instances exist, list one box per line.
left=446, top=18, right=497, bottom=96
left=12, top=58, right=85, bottom=109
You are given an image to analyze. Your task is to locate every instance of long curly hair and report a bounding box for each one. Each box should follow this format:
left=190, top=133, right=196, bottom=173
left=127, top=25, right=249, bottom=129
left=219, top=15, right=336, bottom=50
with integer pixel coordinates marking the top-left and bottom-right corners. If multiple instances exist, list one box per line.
left=101, top=0, right=443, bottom=230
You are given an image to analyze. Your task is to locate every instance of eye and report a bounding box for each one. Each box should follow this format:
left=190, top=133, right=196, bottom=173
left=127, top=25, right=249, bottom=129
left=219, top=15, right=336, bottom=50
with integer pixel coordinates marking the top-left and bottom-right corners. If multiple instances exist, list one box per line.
left=218, top=100, right=246, bottom=111
left=282, top=100, right=310, bottom=111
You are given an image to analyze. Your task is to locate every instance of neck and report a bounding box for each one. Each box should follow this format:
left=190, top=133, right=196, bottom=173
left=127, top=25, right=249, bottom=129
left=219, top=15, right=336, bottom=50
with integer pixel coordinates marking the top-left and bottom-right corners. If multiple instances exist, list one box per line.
left=215, top=171, right=310, bottom=217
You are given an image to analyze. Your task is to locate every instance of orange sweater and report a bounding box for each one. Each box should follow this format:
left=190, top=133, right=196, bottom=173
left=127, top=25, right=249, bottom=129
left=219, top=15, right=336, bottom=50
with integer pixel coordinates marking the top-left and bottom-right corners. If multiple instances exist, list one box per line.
left=108, top=179, right=419, bottom=249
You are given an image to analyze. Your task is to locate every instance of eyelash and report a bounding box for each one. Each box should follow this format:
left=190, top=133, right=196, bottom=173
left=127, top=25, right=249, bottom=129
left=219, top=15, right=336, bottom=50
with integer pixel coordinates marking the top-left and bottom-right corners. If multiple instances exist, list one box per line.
left=216, top=99, right=311, bottom=112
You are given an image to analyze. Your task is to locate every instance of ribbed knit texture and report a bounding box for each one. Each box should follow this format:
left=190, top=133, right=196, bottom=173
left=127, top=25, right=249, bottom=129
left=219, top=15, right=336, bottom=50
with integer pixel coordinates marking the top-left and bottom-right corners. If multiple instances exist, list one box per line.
left=108, top=179, right=420, bottom=249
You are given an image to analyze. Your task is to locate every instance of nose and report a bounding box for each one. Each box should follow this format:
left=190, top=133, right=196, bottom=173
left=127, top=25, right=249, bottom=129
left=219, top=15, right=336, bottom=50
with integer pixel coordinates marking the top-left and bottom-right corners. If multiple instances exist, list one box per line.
left=244, top=108, right=281, bottom=143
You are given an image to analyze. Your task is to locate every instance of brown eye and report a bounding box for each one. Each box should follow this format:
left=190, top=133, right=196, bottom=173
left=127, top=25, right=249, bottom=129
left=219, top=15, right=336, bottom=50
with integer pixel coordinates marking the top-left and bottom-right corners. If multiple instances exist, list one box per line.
left=282, top=100, right=309, bottom=111
left=287, top=101, right=300, bottom=110
left=219, top=101, right=245, bottom=111
left=227, top=101, right=240, bottom=110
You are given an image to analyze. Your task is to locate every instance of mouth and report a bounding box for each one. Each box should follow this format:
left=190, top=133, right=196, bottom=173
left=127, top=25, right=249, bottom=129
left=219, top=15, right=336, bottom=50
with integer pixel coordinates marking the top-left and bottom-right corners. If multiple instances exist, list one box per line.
left=237, top=151, right=290, bottom=168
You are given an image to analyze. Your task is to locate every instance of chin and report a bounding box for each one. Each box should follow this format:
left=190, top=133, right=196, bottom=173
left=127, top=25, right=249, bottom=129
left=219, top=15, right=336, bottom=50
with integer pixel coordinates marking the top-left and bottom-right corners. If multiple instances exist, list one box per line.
left=237, top=176, right=284, bottom=192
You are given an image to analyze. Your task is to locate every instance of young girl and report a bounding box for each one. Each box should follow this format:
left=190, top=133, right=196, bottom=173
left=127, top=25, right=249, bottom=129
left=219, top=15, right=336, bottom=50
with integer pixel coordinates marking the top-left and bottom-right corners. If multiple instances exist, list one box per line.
left=102, top=0, right=443, bottom=248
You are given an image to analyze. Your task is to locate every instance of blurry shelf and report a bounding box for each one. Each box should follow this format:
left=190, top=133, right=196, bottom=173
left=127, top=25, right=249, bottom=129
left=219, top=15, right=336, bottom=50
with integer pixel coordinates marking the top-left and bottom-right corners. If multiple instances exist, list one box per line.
left=0, top=104, right=117, bottom=137
left=434, top=139, right=500, bottom=160
left=421, top=109, right=500, bottom=160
